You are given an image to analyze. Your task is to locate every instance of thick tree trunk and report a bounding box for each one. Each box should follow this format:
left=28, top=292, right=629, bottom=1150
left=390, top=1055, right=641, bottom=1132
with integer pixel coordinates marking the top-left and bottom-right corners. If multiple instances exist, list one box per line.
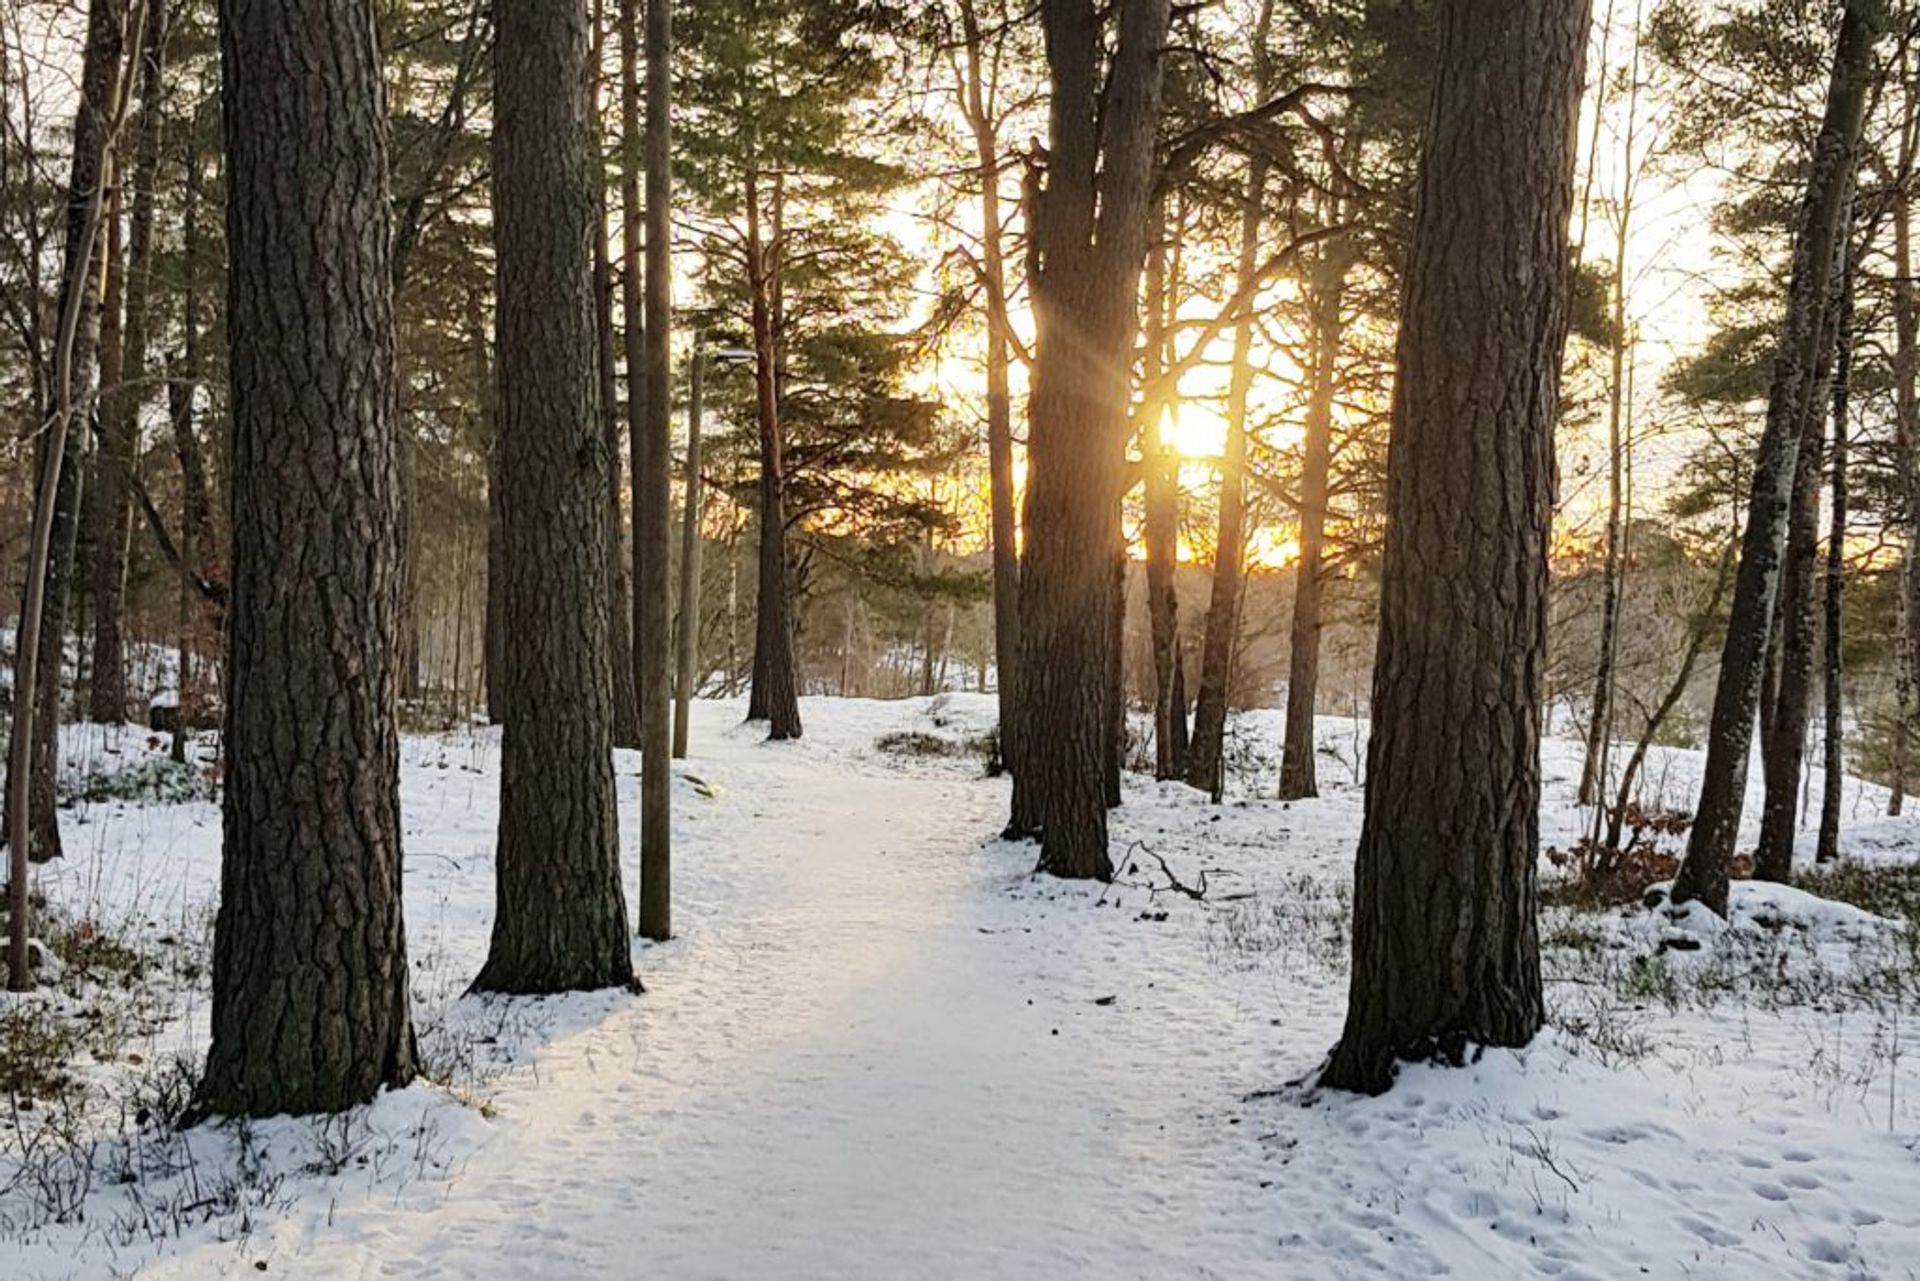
left=1672, top=0, right=1879, bottom=915
left=744, top=163, right=803, bottom=740
left=1322, top=0, right=1585, bottom=1095
left=1817, top=265, right=1853, bottom=866
left=198, top=0, right=416, bottom=1114
left=1021, top=0, right=1170, bottom=878
left=474, top=0, right=634, bottom=995
left=636, top=0, right=673, bottom=939
left=1278, top=242, right=1349, bottom=801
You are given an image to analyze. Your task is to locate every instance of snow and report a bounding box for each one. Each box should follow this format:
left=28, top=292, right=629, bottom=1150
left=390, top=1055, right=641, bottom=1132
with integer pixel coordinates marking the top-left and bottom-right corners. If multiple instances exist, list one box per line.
left=8, top=696, right=1920, bottom=1278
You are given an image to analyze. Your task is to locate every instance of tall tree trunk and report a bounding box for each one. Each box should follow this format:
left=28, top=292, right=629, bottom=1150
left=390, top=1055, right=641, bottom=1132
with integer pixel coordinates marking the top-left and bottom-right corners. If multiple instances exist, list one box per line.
left=618, top=0, right=646, bottom=737
left=592, top=3, right=639, bottom=748
left=1817, top=262, right=1852, bottom=866
left=1278, top=239, right=1350, bottom=801
left=1753, top=232, right=1845, bottom=883
left=1186, top=142, right=1268, bottom=794
left=744, top=161, right=803, bottom=740
left=88, top=0, right=167, bottom=726
left=88, top=184, right=127, bottom=722
left=1672, top=0, right=1879, bottom=915
left=9, top=0, right=133, bottom=870
left=474, top=0, right=634, bottom=995
left=168, top=95, right=214, bottom=735
left=1142, top=202, right=1183, bottom=781
left=958, top=0, right=1029, bottom=831
left=85, top=184, right=125, bottom=717
left=197, top=0, right=416, bottom=1112
left=1021, top=0, right=1170, bottom=878
left=1892, top=59, right=1919, bottom=818
left=1322, top=0, right=1586, bottom=1095
left=7, top=0, right=133, bottom=984
left=673, top=350, right=704, bottom=758
left=636, top=0, right=673, bottom=939
left=1576, top=98, right=1641, bottom=807
left=478, top=288, right=506, bottom=726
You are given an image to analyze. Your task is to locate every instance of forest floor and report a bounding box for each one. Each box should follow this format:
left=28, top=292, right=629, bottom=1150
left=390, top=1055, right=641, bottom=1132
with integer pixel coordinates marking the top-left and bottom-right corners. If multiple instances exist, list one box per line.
left=7, top=694, right=1920, bottom=1278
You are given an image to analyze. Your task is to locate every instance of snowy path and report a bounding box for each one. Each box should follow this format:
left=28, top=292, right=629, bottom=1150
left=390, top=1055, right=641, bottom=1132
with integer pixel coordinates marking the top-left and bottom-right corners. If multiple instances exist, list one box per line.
left=28, top=696, right=1920, bottom=1279
left=132, top=705, right=1285, bottom=1278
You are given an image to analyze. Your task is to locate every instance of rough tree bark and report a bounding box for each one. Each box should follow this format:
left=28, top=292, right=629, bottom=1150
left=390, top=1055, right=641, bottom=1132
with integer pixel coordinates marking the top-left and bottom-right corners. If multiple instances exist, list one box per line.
left=1020, top=0, right=1170, bottom=878
left=637, top=0, right=673, bottom=939
left=197, top=0, right=416, bottom=1113
left=1278, top=234, right=1351, bottom=801
left=1672, top=0, right=1878, bottom=915
left=1321, top=0, right=1587, bottom=1095
left=473, top=0, right=635, bottom=995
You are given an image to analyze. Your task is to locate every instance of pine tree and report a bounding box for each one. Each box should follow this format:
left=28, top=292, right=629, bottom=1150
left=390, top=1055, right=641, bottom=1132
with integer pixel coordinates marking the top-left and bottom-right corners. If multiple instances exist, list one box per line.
left=1671, top=0, right=1882, bottom=916
left=475, top=0, right=635, bottom=995
left=197, top=0, right=416, bottom=1112
left=1020, top=0, right=1171, bottom=878
left=1323, top=0, right=1587, bottom=1095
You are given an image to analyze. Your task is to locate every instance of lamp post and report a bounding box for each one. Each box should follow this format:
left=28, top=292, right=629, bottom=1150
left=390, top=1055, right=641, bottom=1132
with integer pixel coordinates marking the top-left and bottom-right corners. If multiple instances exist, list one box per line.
left=674, top=346, right=753, bottom=757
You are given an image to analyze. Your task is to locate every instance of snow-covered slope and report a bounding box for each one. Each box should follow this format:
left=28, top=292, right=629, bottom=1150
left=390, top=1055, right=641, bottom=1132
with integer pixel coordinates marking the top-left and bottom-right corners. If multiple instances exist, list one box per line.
left=6, top=696, right=1920, bottom=1278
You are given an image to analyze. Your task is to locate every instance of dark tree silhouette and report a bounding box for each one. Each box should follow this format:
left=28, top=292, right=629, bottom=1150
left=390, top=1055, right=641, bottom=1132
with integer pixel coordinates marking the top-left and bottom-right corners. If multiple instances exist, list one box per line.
left=1018, top=0, right=1171, bottom=878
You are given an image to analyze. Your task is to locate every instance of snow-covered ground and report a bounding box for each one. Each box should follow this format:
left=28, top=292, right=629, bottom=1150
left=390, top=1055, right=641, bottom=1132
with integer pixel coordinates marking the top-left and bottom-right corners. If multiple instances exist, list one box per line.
left=7, top=696, right=1920, bottom=1278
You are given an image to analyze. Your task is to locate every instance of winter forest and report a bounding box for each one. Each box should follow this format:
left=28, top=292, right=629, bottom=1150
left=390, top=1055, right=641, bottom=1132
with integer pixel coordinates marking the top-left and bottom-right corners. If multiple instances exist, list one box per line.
left=7, top=0, right=1920, bottom=1274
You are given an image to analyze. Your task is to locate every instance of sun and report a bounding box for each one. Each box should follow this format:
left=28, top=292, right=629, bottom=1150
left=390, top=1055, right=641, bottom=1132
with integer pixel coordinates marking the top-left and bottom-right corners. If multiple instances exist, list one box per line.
left=1162, top=403, right=1229, bottom=459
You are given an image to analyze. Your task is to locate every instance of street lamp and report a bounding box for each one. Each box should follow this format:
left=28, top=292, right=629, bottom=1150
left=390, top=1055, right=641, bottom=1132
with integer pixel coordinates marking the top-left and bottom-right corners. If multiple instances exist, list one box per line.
left=675, top=345, right=754, bottom=758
